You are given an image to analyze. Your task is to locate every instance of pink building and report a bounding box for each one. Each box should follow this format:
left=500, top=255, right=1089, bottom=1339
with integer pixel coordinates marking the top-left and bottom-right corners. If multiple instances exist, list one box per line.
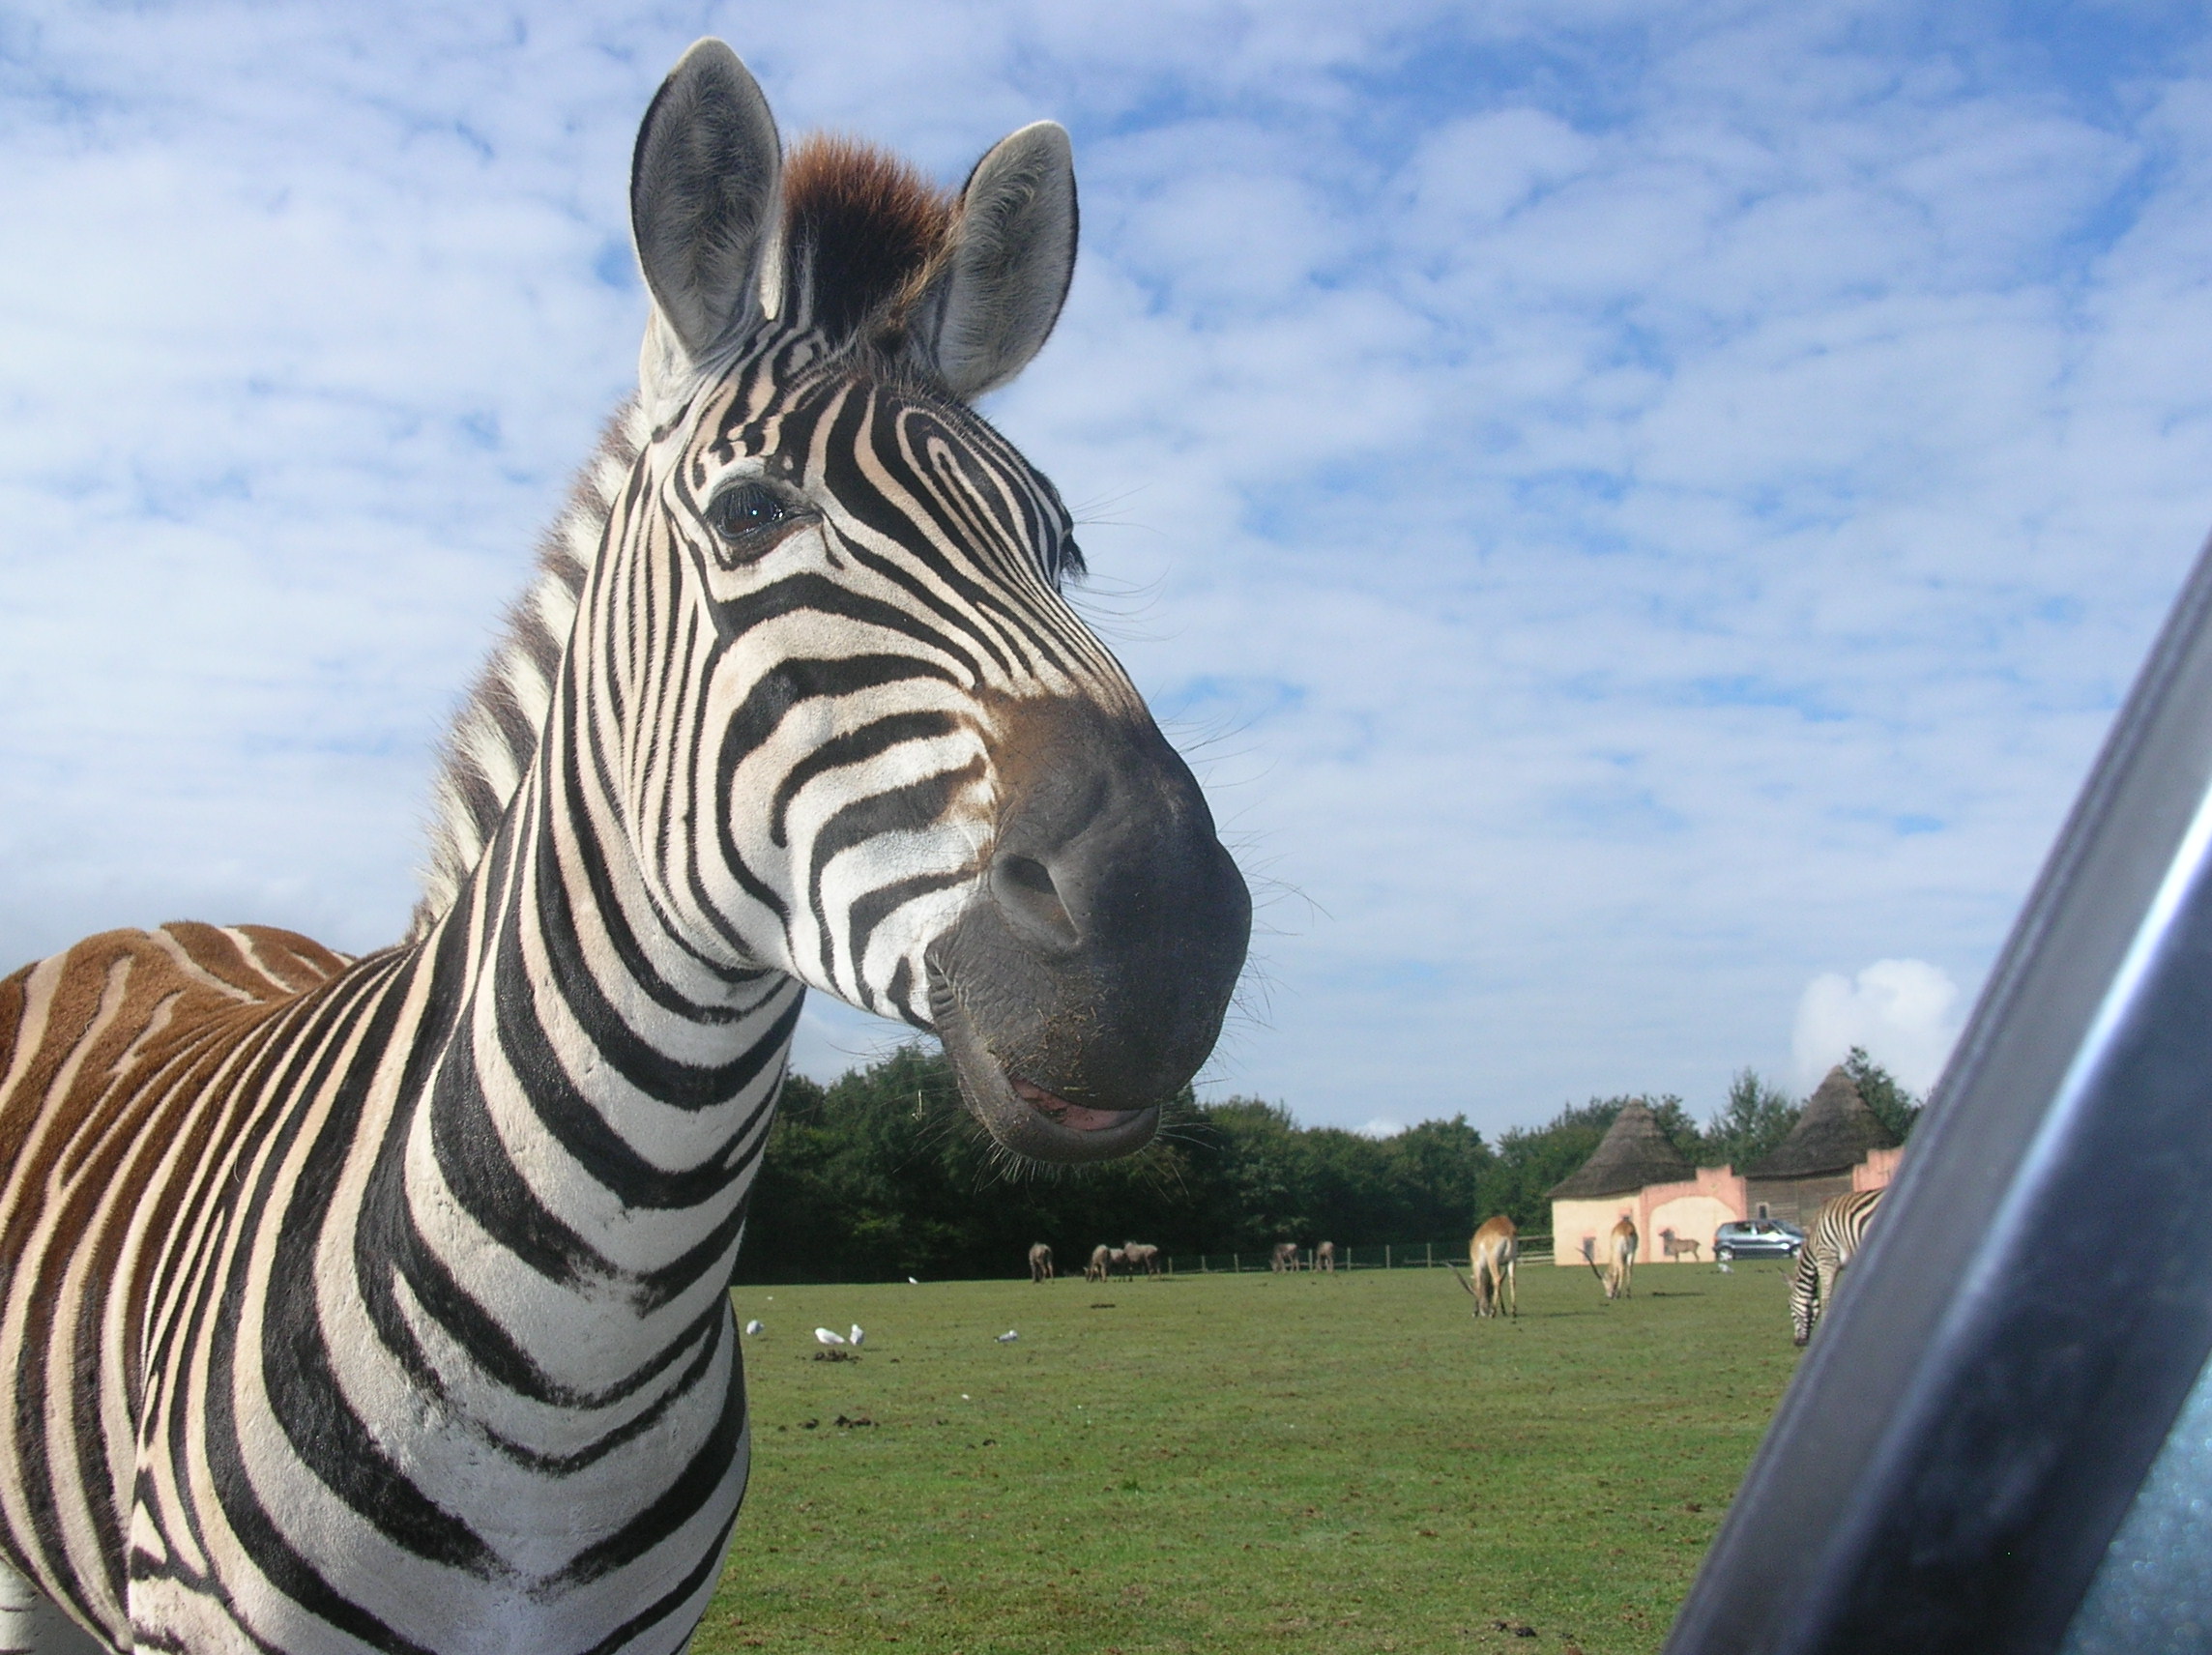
left=1549, top=1079, right=1906, bottom=1265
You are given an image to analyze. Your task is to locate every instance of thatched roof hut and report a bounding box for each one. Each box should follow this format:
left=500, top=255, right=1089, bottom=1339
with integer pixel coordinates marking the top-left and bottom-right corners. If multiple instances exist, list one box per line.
left=1747, top=1065, right=1898, bottom=1180
left=1548, top=1099, right=1696, bottom=1199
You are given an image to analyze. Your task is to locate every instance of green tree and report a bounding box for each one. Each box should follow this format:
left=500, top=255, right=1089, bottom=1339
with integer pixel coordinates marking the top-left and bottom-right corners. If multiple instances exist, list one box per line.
left=1702, top=1068, right=1801, bottom=1170
left=1844, top=1046, right=1922, bottom=1142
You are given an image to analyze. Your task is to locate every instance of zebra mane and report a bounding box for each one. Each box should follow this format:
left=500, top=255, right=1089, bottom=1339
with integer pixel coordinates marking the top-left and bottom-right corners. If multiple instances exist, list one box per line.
left=407, top=403, right=648, bottom=942
left=407, top=137, right=962, bottom=942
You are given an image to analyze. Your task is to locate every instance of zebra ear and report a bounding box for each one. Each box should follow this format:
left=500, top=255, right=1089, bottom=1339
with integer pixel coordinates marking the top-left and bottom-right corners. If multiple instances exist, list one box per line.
left=920, top=122, right=1078, bottom=399
left=629, top=40, right=784, bottom=368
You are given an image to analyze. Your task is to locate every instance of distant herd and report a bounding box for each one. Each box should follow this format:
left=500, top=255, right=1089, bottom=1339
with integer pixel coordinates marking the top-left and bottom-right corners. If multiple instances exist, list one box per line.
left=1027, top=1186, right=1880, bottom=1344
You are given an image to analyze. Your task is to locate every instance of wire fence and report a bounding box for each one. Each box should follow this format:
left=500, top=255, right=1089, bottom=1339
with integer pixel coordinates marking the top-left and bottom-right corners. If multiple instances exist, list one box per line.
left=1150, top=1238, right=1556, bottom=1276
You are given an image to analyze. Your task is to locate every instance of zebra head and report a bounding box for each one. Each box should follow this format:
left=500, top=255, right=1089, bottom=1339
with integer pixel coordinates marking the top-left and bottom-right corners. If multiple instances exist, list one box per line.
left=597, top=41, right=1249, bottom=1163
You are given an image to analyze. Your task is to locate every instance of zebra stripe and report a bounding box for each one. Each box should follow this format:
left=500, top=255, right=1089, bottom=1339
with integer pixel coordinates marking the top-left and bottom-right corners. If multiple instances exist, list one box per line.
left=1791, top=1188, right=1884, bottom=1347
left=0, top=41, right=1248, bottom=1654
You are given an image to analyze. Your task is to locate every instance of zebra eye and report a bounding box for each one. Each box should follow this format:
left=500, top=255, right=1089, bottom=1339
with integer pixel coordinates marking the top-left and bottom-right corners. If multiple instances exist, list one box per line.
left=703, top=481, right=796, bottom=565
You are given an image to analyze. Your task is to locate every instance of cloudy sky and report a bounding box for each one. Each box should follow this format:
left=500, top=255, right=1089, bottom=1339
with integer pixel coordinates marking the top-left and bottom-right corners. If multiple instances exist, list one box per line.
left=6, top=0, right=2211, bottom=1138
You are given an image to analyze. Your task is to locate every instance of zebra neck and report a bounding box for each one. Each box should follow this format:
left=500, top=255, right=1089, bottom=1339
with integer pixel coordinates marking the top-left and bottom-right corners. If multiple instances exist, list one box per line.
left=408, top=736, right=800, bottom=1350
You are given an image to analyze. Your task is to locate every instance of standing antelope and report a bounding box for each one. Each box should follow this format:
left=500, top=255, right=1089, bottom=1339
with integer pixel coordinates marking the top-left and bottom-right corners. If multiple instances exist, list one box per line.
left=1270, top=1240, right=1300, bottom=1272
left=1314, top=1240, right=1336, bottom=1273
left=1029, top=1243, right=1055, bottom=1283
left=1658, top=1227, right=1702, bottom=1263
left=1469, top=1216, right=1518, bottom=1319
left=1086, top=1243, right=1113, bottom=1283
left=1792, top=1189, right=1883, bottom=1346
left=1122, top=1242, right=1161, bottom=1278
left=1606, top=1216, right=1639, bottom=1299
left=0, top=40, right=1250, bottom=1655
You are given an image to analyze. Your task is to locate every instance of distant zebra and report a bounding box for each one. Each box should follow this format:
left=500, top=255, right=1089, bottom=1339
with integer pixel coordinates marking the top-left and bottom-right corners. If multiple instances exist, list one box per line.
left=0, top=41, right=1248, bottom=1655
left=1030, top=1243, right=1056, bottom=1283
left=1792, top=1189, right=1884, bottom=1346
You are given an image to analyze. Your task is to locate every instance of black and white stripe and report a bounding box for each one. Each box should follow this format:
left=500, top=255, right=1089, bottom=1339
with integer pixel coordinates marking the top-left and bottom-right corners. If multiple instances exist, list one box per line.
left=0, top=40, right=1249, bottom=1655
left=1791, top=1188, right=1883, bottom=1347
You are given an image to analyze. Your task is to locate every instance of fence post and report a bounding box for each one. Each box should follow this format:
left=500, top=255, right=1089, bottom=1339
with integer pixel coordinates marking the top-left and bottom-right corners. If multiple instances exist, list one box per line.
left=1426, top=1242, right=1434, bottom=1267
left=1233, top=1252, right=1239, bottom=1273
left=1386, top=1245, right=1392, bottom=1269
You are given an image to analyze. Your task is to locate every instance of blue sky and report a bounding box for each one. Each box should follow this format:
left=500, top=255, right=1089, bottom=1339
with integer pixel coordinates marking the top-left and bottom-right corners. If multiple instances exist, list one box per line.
left=6, top=0, right=2212, bottom=1137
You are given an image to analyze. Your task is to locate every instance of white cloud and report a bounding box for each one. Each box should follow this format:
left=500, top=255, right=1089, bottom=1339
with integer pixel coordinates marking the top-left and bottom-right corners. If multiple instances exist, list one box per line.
left=1791, top=960, right=1964, bottom=1094
left=4, top=1, right=2210, bottom=1134
left=1355, top=1118, right=1408, bottom=1140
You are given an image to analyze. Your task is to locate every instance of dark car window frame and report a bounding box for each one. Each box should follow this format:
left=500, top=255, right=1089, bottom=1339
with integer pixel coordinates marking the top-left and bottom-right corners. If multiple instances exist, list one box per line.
left=1665, top=530, right=2212, bottom=1655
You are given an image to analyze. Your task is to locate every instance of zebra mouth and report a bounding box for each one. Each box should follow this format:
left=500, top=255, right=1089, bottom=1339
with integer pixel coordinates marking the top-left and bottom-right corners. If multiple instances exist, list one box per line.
left=926, top=958, right=1159, bottom=1164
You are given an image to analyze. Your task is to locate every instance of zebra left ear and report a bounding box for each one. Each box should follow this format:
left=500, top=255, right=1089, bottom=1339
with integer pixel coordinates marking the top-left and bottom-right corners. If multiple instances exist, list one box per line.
left=918, top=123, right=1079, bottom=399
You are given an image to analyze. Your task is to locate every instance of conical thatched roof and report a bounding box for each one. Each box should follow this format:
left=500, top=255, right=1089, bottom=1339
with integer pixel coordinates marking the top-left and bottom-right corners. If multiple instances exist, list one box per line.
left=1549, top=1099, right=1697, bottom=1199
left=1746, top=1065, right=1898, bottom=1179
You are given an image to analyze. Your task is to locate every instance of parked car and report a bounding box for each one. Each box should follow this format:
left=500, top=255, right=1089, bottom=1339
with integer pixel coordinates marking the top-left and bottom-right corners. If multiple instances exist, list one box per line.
left=1713, top=1220, right=1805, bottom=1262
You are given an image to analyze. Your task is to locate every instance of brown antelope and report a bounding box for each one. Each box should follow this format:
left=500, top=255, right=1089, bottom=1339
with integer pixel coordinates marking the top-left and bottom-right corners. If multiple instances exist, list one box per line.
left=1606, top=1216, right=1639, bottom=1299
left=1270, top=1240, right=1300, bottom=1272
left=1086, top=1243, right=1112, bottom=1283
left=1315, top=1240, right=1337, bottom=1273
left=1469, top=1215, right=1518, bottom=1318
left=1029, top=1242, right=1055, bottom=1283
left=1658, top=1227, right=1702, bottom=1263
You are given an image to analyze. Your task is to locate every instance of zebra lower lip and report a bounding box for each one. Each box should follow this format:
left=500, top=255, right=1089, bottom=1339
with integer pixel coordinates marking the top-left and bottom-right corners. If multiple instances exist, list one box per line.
left=927, top=953, right=1158, bottom=1163
left=1010, top=1076, right=1138, bottom=1133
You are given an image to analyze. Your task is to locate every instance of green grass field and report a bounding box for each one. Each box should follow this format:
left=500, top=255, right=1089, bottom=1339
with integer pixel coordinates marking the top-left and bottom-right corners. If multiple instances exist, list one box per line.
left=696, top=1261, right=1801, bottom=1655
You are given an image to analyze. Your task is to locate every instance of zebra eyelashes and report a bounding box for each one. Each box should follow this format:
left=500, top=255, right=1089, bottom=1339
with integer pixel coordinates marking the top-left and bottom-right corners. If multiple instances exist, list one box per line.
left=702, top=480, right=814, bottom=568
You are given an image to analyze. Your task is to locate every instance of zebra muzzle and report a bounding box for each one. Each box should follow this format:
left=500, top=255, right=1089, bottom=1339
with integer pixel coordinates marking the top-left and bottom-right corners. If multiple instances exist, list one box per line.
left=925, top=951, right=1162, bottom=1163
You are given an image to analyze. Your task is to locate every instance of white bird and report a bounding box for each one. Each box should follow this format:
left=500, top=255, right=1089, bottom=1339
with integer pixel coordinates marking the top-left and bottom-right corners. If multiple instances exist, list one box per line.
left=908, top=1276, right=919, bottom=1285
left=1717, top=1262, right=1733, bottom=1274
left=743, top=1320, right=765, bottom=1336
left=849, top=1324, right=865, bottom=1347
left=814, top=1326, right=847, bottom=1347
left=996, top=1329, right=1019, bottom=1343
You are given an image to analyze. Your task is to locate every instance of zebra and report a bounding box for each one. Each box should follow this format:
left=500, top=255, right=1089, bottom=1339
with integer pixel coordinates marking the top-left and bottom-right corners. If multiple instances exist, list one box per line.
left=0, top=40, right=1249, bottom=1655
left=1791, top=1189, right=1883, bottom=1347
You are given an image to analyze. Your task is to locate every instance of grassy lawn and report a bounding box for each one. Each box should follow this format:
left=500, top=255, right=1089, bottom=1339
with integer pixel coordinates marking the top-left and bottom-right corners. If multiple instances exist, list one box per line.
left=697, top=1261, right=1802, bottom=1655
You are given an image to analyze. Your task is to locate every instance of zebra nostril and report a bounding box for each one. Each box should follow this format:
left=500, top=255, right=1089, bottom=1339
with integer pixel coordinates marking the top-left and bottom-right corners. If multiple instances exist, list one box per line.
left=989, top=853, right=1080, bottom=948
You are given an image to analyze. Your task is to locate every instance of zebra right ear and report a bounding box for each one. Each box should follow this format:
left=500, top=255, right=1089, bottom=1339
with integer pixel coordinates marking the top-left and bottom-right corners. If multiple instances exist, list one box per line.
left=629, top=40, right=784, bottom=371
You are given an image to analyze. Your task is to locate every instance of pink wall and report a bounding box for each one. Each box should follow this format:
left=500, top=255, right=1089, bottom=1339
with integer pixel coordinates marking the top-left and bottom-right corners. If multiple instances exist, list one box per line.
left=1853, top=1146, right=1904, bottom=1192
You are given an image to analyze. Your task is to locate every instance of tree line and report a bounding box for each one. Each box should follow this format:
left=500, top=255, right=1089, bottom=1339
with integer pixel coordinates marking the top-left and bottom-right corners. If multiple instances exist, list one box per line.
left=734, top=1043, right=1919, bottom=1285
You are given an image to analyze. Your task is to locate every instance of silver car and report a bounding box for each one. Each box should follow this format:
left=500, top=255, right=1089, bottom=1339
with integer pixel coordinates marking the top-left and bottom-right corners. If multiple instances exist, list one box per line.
left=1714, top=1220, right=1804, bottom=1262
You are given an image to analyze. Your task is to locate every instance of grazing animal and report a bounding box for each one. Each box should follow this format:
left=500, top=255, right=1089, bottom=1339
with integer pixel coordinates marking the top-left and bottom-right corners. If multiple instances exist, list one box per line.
left=1271, top=1240, right=1300, bottom=1272
left=1108, top=1247, right=1132, bottom=1278
left=1606, top=1216, right=1639, bottom=1299
left=1470, top=1215, right=1518, bottom=1319
left=1658, top=1227, right=1702, bottom=1263
left=1315, top=1239, right=1336, bottom=1273
left=1030, top=1242, right=1056, bottom=1283
left=1086, top=1243, right=1113, bottom=1284
left=1122, top=1241, right=1161, bottom=1278
left=1792, top=1189, right=1883, bottom=1346
left=0, top=40, right=1252, bottom=1655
